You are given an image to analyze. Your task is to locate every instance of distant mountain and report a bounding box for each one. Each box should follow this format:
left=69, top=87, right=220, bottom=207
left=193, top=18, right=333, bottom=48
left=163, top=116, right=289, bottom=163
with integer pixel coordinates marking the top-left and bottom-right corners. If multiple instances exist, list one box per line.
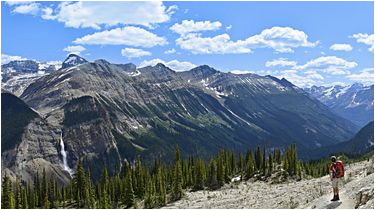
left=1, top=59, right=62, bottom=96
left=304, top=83, right=374, bottom=126
left=304, top=121, right=374, bottom=159
left=11, top=55, right=357, bottom=180
left=1, top=93, right=70, bottom=184
left=61, top=54, right=88, bottom=69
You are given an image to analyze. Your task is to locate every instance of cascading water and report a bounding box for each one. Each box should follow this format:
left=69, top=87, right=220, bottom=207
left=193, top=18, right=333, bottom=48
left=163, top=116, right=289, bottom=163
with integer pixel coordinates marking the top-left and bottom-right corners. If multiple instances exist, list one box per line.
left=60, top=132, right=73, bottom=177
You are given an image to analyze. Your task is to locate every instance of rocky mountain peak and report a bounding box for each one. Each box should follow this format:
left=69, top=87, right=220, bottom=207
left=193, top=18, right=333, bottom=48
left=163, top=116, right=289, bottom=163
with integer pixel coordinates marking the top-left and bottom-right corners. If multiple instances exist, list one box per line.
left=62, top=54, right=88, bottom=69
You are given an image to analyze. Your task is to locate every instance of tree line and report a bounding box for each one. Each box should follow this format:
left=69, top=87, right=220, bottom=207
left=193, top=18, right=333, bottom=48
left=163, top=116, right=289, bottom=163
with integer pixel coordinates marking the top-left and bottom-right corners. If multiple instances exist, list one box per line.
left=2, top=144, right=331, bottom=209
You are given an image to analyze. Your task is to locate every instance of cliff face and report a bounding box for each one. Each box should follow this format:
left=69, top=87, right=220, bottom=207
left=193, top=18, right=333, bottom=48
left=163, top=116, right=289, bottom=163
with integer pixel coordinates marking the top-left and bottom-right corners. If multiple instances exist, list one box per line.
left=1, top=93, right=70, bottom=185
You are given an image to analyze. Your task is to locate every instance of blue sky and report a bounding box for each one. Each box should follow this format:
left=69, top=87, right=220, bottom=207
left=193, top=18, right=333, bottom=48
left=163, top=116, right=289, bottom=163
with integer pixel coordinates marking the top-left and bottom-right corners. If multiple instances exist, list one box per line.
left=1, top=1, right=374, bottom=87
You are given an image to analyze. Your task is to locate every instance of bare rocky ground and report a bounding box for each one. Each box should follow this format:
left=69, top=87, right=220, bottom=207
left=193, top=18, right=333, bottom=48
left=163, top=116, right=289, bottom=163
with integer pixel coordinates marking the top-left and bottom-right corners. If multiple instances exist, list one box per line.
left=163, top=159, right=374, bottom=209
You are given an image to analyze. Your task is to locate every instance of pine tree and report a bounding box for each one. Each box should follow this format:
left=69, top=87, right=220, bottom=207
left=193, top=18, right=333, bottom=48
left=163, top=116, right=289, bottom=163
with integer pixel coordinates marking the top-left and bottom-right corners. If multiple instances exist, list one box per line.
left=262, top=147, right=266, bottom=176
left=144, top=177, right=155, bottom=208
left=207, top=158, right=218, bottom=190
left=74, top=159, right=87, bottom=207
left=217, top=151, right=225, bottom=187
left=193, top=158, right=205, bottom=191
left=172, top=145, right=183, bottom=201
left=157, top=166, right=167, bottom=207
left=2, top=174, right=15, bottom=209
left=245, top=150, right=254, bottom=179
left=122, top=173, right=135, bottom=208
left=99, top=168, right=110, bottom=209
left=15, top=178, right=22, bottom=209
left=42, top=169, right=49, bottom=209
left=268, top=151, right=273, bottom=176
left=255, top=146, right=262, bottom=171
left=22, top=187, right=28, bottom=209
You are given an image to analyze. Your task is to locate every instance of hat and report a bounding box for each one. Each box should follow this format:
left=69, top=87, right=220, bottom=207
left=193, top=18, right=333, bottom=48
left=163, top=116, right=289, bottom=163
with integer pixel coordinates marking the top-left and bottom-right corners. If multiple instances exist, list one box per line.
left=331, top=156, right=337, bottom=161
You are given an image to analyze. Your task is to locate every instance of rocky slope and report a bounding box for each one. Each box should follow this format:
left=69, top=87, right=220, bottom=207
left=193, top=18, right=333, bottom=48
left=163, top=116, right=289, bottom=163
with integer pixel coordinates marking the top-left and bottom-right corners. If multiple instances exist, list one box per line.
left=1, top=59, right=61, bottom=96
left=3, top=54, right=358, bottom=180
left=162, top=159, right=374, bottom=209
left=305, top=84, right=374, bottom=127
left=1, top=93, right=70, bottom=185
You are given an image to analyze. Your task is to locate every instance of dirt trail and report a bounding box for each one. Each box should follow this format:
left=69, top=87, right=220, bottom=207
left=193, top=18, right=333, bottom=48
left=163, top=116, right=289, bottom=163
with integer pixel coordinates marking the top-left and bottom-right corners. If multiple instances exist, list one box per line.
left=163, top=160, right=373, bottom=209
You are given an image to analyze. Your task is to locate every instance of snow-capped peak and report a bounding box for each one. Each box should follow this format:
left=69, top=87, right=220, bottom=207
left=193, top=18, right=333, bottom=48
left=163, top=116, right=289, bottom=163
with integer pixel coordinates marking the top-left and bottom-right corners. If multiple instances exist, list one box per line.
left=62, top=54, right=88, bottom=69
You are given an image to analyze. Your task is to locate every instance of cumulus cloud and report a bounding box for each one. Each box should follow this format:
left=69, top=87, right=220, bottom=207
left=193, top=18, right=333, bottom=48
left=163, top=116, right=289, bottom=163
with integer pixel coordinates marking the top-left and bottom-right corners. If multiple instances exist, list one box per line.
left=294, top=56, right=357, bottom=75
left=346, top=68, right=374, bottom=85
left=5, top=1, right=33, bottom=6
left=329, top=43, right=353, bottom=51
left=11, top=2, right=40, bottom=15
left=121, top=48, right=151, bottom=59
left=351, top=33, right=374, bottom=52
left=38, top=1, right=173, bottom=29
left=175, top=26, right=318, bottom=54
left=276, top=70, right=318, bottom=88
left=1, top=54, right=28, bottom=64
left=139, top=59, right=196, bottom=72
left=170, top=20, right=222, bottom=36
left=245, top=27, right=318, bottom=53
left=63, top=45, right=86, bottom=55
left=73, top=26, right=167, bottom=48
left=164, top=48, right=176, bottom=54
left=176, top=33, right=251, bottom=54
left=265, top=58, right=297, bottom=67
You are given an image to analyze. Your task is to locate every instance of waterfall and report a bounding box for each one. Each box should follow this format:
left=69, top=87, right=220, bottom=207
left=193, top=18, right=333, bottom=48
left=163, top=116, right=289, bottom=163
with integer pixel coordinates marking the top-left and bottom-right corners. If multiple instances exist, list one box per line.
left=60, top=132, right=73, bottom=177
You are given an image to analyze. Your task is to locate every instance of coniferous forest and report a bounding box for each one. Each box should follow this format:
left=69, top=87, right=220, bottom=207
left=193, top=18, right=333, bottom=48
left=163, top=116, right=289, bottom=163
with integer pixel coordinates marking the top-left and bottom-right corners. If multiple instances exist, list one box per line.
left=0, top=144, right=358, bottom=209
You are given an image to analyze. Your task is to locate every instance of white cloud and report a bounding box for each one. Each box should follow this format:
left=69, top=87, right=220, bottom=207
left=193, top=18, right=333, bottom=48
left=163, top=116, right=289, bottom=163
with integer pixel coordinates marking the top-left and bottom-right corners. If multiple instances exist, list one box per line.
left=351, top=33, right=374, bottom=52
left=276, top=70, right=318, bottom=88
left=164, top=48, right=176, bottom=54
left=226, top=25, right=232, bottom=31
left=346, top=68, right=374, bottom=85
left=230, top=70, right=254, bottom=74
left=63, top=45, right=86, bottom=55
left=265, top=58, right=297, bottom=67
left=245, top=27, right=318, bottom=53
left=41, top=7, right=55, bottom=20
left=295, top=56, right=357, bottom=75
left=176, top=33, right=251, bottom=54
left=139, top=59, right=196, bottom=72
left=12, top=2, right=40, bottom=15
left=121, top=48, right=151, bottom=59
left=5, top=1, right=33, bottom=6
left=304, top=70, right=324, bottom=80
left=40, top=1, right=173, bottom=29
left=329, top=44, right=353, bottom=51
left=73, top=26, right=167, bottom=48
left=175, top=26, right=318, bottom=54
left=170, top=20, right=222, bottom=36
left=1, top=54, right=27, bottom=64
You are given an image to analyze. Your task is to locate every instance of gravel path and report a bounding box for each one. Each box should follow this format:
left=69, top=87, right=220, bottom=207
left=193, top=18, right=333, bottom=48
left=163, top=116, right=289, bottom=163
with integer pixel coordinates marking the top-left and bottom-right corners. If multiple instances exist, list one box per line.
left=163, top=160, right=373, bottom=209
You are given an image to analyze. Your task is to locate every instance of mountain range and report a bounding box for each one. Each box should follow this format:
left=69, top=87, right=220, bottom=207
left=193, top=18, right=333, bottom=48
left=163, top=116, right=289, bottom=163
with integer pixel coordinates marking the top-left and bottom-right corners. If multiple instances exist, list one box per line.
left=304, top=84, right=374, bottom=127
left=1, top=54, right=371, bottom=183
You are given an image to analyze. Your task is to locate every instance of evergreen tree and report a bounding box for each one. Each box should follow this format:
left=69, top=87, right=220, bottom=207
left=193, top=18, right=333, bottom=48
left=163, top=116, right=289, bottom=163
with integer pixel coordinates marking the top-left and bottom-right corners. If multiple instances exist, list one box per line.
left=217, top=151, right=225, bottom=187
left=193, top=158, right=205, bottom=191
left=122, top=173, right=135, bottom=208
left=262, top=147, right=266, bottom=176
left=15, top=178, right=22, bottom=209
left=2, top=174, right=15, bottom=209
left=99, top=168, right=110, bottom=209
left=207, top=158, right=218, bottom=190
left=42, top=169, right=49, bottom=209
left=22, top=187, right=28, bottom=209
left=255, top=146, right=262, bottom=171
left=172, top=145, right=183, bottom=201
left=268, top=152, right=273, bottom=176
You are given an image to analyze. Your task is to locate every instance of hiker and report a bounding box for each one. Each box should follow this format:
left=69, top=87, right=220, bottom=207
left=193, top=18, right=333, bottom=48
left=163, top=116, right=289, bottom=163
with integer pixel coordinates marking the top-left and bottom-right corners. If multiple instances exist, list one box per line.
left=329, top=156, right=345, bottom=201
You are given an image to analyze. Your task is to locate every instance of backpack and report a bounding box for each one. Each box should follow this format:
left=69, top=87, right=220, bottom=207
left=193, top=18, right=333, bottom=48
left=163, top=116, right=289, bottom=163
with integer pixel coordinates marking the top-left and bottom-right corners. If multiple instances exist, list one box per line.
left=334, top=161, right=345, bottom=178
